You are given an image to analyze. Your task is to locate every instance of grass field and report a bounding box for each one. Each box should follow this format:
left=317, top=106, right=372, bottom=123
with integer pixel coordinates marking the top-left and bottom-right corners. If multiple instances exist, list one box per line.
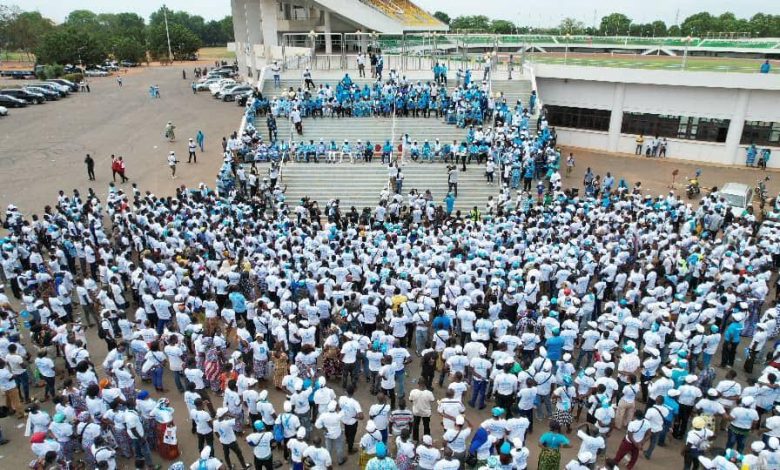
left=198, top=47, right=236, bottom=60
left=528, top=53, right=778, bottom=74
left=0, top=50, right=35, bottom=63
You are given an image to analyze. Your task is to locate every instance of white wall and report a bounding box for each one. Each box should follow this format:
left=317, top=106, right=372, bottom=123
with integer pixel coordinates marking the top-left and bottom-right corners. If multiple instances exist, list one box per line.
left=536, top=65, right=780, bottom=168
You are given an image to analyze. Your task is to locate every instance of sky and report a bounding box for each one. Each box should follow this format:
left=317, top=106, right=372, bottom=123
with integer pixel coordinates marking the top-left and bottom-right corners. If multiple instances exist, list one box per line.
left=21, top=0, right=779, bottom=26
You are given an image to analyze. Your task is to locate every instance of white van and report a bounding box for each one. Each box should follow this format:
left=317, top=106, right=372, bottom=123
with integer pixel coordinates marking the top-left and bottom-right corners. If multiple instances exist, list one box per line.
left=717, top=182, right=753, bottom=218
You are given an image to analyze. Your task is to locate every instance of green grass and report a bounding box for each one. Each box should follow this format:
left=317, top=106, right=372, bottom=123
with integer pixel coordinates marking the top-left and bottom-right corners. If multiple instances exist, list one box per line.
left=0, top=50, right=35, bottom=63
left=198, top=47, right=236, bottom=60
left=530, top=54, right=779, bottom=73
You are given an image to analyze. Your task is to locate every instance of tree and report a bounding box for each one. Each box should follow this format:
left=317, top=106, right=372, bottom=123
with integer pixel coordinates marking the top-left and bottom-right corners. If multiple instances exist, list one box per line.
left=112, top=36, right=146, bottom=62
left=491, top=20, right=515, bottom=34
left=668, top=25, right=681, bottom=37
left=433, top=11, right=450, bottom=25
left=6, top=11, right=54, bottom=57
left=558, top=17, right=585, bottom=35
left=149, top=22, right=201, bottom=60
left=35, top=26, right=106, bottom=65
left=450, top=15, right=491, bottom=32
left=680, top=12, right=715, bottom=36
left=650, top=20, right=667, bottom=37
left=599, top=13, right=631, bottom=36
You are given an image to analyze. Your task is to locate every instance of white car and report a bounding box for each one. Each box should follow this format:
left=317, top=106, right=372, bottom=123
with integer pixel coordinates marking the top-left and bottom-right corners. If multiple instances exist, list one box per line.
left=195, top=78, right=220, bottom=91
left=0, top=106, right=7, bottom=116
left=209, top=79, right=236, bottom=95
left=85, top=69, right=109, bottom=77
left=716, top=182, right=753, bottom=218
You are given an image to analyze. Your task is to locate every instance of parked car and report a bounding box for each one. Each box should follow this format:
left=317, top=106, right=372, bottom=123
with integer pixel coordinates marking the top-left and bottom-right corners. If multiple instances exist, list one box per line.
left=119, top=60, right=138, bottom=67
left=0, top=88, right=45, bottom=104
left=29, top=82, right=68, bottom=96
left=716, top=182, right=754, bottom=218
left=206, top=70, right=235, bottom=79
left=85, top=69, right=109, bottom=77
left=103, top=61, right=120, bottom=71
left=23, top=86, right=60, bottom=100
left=0, top=106, right=8, bottom=116
left=195, top=78, right=221, bottom=91
left=210, top=79, right=236, bottom=95
left=0, top=94, right=28, bottom=108
left=46, top=79, right=79, bottom=92
left=221, top=84, right=253, bottom=101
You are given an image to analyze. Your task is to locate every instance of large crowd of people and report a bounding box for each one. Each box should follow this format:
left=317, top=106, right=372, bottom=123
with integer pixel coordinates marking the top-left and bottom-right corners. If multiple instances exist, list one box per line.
left=2, top=64, right=780, bottom=470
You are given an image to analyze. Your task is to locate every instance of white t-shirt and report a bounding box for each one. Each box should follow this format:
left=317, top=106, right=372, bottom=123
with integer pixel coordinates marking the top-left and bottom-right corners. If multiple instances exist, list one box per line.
left=215, top=418, right=237, bottom=444
left=315, top=411, right=344, bottom=439
left=246, top=431, right=273, bottom=459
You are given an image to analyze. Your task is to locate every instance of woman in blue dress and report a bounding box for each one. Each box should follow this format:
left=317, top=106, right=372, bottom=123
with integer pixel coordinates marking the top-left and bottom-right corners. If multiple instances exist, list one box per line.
left=538, top=422, right=571, bottom=470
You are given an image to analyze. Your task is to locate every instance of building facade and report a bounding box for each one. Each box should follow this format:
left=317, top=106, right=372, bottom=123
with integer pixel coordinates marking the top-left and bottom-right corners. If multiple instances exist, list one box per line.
left=535, top=64, right=780, bottom=167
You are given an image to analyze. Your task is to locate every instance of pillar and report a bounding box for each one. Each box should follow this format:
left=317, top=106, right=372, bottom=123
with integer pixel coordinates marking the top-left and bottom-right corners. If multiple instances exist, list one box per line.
left=231, top=0, right=248, bottom=72
left=261, top=0, right=279, bottom=59
left=324, top=10, right=333, bottom=54
left=724, top=89, right=750, bottom=165
left=607, top=83, right=626, bottom=153
left=245, top=0, right=263, bottom=74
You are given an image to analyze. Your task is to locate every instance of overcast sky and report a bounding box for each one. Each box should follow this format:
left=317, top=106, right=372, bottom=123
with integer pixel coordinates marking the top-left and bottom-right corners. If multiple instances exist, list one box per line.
left=23, top=0, right=779, bottom=26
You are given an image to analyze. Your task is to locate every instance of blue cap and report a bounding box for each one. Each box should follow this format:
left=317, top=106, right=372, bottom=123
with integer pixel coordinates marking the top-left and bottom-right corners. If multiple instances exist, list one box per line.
left=137, top=390, right=149, bottom=400
left=492, top=407, right=505, bottom=417
left=254, top=420, right=265, bottom=431
left=376, top=442, right=387, bottom=458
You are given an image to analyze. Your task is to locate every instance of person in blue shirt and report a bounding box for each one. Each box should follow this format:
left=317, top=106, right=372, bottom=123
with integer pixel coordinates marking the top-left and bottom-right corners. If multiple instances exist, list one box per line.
left=538, top=422, right=571, bottom=469
left=432, top=310, right=452, bottom=332
left=444, top=192, right=455, bottom=215
left=228, top=288, right=247, bottom=321
left=760, top=60, right=771, bottom=73
left=721, top=311, right=745, bottom=367
left=545, top=328, right=564, bottom=364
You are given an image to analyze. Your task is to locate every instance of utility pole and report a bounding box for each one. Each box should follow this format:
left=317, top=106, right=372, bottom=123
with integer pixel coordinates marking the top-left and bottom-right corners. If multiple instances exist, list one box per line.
left=163, top=4, right=174, bottom=62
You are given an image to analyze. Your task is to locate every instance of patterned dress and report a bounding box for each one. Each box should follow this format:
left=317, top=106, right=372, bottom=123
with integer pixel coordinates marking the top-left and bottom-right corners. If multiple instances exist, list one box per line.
left=272, top=352, right=289, bottom=389
left=204, top=346, right=224, bottom=392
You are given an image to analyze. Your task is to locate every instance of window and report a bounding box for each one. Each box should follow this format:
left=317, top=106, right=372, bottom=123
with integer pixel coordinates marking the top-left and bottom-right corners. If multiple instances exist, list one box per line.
left=622, top=112, right=730, bottom=143
left=741, top=121, right=780, bottom=146
left=545, top=105, right=610, bottom=132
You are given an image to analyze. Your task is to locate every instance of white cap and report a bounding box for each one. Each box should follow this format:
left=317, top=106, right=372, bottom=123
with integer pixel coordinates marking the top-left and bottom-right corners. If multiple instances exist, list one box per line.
left=422, top=435, right=433, bottom=445
left=283, top=401, right=292, bottom=412
left=328, top=400, right=338, bottom=412
left=216, top=407, right=229, bottom=418
left=751, top=441, right=766, bottom=453
left=296, top=428, right=306, bottom=439
left=455, top=415, right=465, bottom=425
left=366, top=420, right=376, bottom=432
left=578, top=452, right=593, bottom=463
left=668, top=389, right=681, bottom=397
left=259, top=390, right=268, bottom=400
left=685, top=375, right=698, bottom=384
left=742, top=396, right=756, bottom=407
left=200, top=446, right=211, bottom=459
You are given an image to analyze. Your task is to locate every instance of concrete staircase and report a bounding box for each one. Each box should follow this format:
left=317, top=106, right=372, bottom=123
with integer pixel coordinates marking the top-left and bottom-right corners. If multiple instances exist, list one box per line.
left=276, top=117, right=465, bottom=147
left=278, top=161, right=499, bottom=211
left=491, top=78, right=537, bottom=135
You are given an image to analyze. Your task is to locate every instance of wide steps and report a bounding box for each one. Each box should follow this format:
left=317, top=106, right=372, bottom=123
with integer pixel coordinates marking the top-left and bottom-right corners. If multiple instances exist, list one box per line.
left=278, top=162, right=498, bottom=211
left=275, top=117, right=467, bottom=144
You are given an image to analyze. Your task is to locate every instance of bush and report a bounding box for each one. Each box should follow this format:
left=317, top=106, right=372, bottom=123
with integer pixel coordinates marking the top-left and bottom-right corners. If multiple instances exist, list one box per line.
left=62, top=72, right=83, bottom=83
left=35, top=64, right=65, bottom=80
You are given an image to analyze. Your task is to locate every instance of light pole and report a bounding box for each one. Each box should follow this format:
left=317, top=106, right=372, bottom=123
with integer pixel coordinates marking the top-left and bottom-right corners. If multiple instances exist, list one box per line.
left=162, top=4, right=173, bottom=63
left=564, top=33, right=571, bottom=64
left=681, top=35, right=692, bottom=70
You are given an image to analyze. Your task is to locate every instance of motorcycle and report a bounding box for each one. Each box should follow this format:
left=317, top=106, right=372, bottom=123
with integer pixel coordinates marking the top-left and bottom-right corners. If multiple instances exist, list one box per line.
left=686, top=177, right=701, bottom=199
left=686, top=169, right=702, bottom=199
left=755, top=176, right=770, bottom=205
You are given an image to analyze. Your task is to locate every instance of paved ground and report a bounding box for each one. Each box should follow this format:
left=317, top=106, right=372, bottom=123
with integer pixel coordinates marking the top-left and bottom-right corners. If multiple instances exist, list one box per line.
left=0, top=64, right=243, bottom=215
left=0, top=64, right=778, bottom=469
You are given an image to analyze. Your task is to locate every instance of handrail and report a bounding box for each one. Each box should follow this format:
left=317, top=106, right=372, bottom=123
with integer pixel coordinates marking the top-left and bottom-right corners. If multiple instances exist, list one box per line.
left=523, top=62, right=542, bottom=116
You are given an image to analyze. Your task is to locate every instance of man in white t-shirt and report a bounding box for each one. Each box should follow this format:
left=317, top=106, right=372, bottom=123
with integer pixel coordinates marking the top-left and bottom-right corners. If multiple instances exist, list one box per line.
left=314, top=400, right=346, bottom=465
left=302, top=437, right=333, bottom=470
left=215, top=407, right=248, bottom=469
left=246, top=420, right=274, bottom=469
left=611, top=409, right=650, bottom=470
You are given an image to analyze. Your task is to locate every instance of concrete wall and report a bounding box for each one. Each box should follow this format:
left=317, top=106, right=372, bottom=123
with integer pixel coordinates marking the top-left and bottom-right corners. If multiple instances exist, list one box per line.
left=535, top=64, right=780, bottom=168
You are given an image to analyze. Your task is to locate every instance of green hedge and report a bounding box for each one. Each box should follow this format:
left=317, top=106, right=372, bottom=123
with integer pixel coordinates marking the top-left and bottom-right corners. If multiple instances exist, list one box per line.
left=62, top=72, right=83, bottom=83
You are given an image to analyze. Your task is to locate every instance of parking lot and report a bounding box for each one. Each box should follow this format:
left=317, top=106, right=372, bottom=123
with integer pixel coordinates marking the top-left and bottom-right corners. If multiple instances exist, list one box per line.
left=0, top=64, right=244, bottom=214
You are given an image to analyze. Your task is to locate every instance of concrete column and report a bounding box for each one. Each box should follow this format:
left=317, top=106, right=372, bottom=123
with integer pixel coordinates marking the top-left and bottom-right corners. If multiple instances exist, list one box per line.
left=607, top=82, right=626, bottom=153
left=724, top=89, right=750, bottom=165
left=324, top=10, right=333, bottom=54
left=231, top=0, right=248, bottom=72
left=260, top=0, right=279, bottom=59
left=245, top=0, right=263, bottom=74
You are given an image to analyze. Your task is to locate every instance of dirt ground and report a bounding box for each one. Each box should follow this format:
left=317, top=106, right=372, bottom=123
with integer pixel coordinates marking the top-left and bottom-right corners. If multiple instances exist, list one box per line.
left=0, top=64, right=778, bottom=469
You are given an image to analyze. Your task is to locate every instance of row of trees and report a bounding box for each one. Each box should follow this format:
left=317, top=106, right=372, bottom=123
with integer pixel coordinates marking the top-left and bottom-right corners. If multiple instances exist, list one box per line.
left=432, top=11, right=780, bottom=38
left=0, top=5, right=234, bottom=65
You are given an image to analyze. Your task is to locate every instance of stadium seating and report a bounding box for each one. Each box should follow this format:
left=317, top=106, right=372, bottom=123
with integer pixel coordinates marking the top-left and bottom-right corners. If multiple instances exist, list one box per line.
left=359, top=0, right=442, bottom=28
